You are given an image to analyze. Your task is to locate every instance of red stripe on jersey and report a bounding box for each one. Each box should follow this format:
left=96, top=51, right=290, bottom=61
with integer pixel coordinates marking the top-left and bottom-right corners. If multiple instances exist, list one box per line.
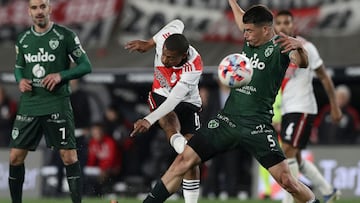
left=281, top=62, right=298, bottom=91
left=192, top=55, right=203, bottom=71
left=162, top=32, right=171, bottom=39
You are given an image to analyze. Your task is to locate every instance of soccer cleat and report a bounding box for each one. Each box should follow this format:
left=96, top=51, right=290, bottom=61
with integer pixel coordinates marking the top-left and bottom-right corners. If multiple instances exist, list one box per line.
left=323, top=188, right=341, bottom=203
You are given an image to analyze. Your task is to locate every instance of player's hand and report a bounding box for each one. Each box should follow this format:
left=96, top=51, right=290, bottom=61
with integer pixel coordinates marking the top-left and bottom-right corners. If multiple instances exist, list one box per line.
left=130, top=119, right=151, bottom=137
left=124, top=40, right=152, bottom=53
left=275, top=32, right=303, bottom=53
left=331, top=106, right=342, bottom=124
left=19, top=79, right=32, bottom=93
left=42, top=73, right=61, bottom=91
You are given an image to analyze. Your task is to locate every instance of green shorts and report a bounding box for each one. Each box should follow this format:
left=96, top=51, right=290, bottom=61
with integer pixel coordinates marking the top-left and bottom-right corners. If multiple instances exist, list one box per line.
left=188, top=112, right=286, bottom=169
left=10, top=110, right=76, bottom=151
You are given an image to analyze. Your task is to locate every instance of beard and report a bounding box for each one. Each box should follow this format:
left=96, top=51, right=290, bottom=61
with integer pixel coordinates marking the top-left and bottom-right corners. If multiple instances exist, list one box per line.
left=34, top=15, right=49, bottom=28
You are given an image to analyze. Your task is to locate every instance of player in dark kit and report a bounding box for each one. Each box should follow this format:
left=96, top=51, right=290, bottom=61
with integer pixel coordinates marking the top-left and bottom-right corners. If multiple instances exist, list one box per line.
left=9, top=0, right=91, bottom=203
left=139, top=1, right=321, bottom=203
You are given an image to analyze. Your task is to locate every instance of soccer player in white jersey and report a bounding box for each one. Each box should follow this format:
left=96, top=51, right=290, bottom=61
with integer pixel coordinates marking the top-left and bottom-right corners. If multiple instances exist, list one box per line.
left=125, top=19, right=202, bottom=203
left=274, top=10, right=342, bottom=203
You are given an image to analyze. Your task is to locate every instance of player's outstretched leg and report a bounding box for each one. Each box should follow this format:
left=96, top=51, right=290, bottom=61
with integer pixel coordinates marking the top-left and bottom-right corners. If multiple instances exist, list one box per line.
left=269, top=160, right=320, bottom=203
left=170, top=133, right=200, bottom=203
left=299, top=158, right=341, bottom=203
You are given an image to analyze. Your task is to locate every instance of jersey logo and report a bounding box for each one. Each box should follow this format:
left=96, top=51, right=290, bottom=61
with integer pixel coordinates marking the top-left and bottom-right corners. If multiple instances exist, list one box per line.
left=265, top=45, right=274, bottom=57
left=49, top=38, right=59, bottom=50
left=32, top=64, right=46, bottom=78
left=242, top=52, right=266, bottom=70
left=208, top=119, right=219, bottom=129
left=170, top=72, right=177, bottom=84
left=24, top=48, right=56, bottom=63
left=11, top=128, right=19, bottom=140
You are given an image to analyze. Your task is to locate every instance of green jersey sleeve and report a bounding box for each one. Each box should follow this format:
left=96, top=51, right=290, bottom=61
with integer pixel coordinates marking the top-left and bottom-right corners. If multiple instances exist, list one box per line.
left=14, top=38, right=26, bottom=82
left=59, top=31, right=92, bottom=81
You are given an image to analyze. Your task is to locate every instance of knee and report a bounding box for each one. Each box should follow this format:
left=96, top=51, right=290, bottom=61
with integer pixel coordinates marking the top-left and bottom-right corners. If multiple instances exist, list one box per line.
left=9, top=150, right=26, bottom=165
left=170, top=154, right=194, bottom=175
left=60, top=149, right=78, bottom=165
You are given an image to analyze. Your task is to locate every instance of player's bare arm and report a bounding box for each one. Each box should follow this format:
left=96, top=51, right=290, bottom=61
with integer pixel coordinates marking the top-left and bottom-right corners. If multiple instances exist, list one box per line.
left=315, top=65, right=342, bottom=123
left=130, top=118, right=151, bottom=137
left=41, top=73, right=61, bottom=91
left=275, top=32, right=308, bottom=68
left=124, top=39, right=155, bottom=53
left=18, top=79, right=32, bottom=93
left=228, top=0, right=245, bottom=32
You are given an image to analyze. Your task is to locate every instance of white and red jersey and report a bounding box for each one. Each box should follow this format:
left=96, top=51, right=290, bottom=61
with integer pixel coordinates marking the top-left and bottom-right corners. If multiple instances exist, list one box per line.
left=151, top=19, right=203, bottom=108
left=144, top=20, right=203, bottom=125
left=281, top=36, right=323, bottom=115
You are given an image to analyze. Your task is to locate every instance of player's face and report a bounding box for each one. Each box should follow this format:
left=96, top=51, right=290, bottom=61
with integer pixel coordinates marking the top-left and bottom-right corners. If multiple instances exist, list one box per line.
left=28, top=0, right=51, bottom=29
left=274, top=15, right=294, bottom=36
left=161, top=46, right=186, bottom=67
left=243, top=23, right=269, bottom=47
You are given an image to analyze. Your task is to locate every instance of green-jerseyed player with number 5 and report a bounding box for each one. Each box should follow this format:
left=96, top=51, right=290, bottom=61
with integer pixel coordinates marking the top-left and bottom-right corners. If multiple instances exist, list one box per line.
left=140, top=1, right=322, bottom=203
left=9, top=1, right=91, bottom=203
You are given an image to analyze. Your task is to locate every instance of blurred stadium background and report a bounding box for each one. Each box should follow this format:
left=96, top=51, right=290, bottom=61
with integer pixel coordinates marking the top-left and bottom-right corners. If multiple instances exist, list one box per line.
left=1, top=0, right=360, bottom=202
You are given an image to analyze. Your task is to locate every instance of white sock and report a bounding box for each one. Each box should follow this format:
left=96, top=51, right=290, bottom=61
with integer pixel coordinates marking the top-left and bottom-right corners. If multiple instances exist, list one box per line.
left=282, top=158, right=299, bottom=203
left=300, top=158, right=333, bottom=195
left=170, top=133, right=187, bottom=154
left=183, top=179, right=200, bottom=203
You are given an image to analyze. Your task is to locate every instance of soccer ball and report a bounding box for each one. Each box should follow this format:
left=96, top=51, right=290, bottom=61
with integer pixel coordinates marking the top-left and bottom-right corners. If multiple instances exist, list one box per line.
left=218, top=53, right=253, bottom=88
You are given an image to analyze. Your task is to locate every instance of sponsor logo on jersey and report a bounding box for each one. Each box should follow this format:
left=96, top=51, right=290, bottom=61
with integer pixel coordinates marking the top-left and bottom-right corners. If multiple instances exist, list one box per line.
left=51, top=113, right=60, bottom=120
left=170, top=72, right=177, bottom=84
left=242, top=52, right=266, bottom=70
left=11, top=128, right=19, bottom=140
left=208, top=119, right=219, bottom=129
left=24, top=48, right=56, bottom=63
left=15, top=115, right=34, bottom=122
left=264, top=45, right=274, bottom=57
left=32, top=64, right=46, bottom=78
left=154, top=68, right=171, bottom=91
left=47, top=113, right=66, bottom=123
left=217, top=114, right=236, bottom=128
left=251, top=124, right=273, bottom=135
left=49, top=38, right=59, bottom=50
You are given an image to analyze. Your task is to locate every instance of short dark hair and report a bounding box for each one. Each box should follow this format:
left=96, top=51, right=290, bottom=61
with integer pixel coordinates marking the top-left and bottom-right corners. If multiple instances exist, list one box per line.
left=276, top=10, right=294, bottom=19
left=243, top=5, right=273, bottom=26
left=164, top=33, right=189, bottom=55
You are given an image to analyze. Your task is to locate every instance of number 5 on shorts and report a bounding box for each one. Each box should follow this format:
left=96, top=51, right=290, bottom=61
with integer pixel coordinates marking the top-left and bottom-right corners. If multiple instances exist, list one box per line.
left=267, top=134, right=276, bottom=148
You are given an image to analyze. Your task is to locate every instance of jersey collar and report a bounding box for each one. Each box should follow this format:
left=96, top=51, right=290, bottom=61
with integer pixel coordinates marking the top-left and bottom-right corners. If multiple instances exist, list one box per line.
left=31, top=22, right=54, bottom=36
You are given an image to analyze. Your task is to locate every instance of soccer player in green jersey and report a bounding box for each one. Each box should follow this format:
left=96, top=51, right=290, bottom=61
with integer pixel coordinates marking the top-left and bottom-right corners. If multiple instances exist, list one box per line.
left=140, top=1, right=321, bottom=203
left=9, top=1, right=91, bottom=203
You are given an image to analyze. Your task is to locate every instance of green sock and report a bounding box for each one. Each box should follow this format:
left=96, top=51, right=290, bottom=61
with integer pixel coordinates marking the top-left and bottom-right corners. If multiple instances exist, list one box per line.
left=65, top=161, right=82, bottom=203
left=9, top=164, right=25, bottom=203
left=143, top=180, right=171, bottom=203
